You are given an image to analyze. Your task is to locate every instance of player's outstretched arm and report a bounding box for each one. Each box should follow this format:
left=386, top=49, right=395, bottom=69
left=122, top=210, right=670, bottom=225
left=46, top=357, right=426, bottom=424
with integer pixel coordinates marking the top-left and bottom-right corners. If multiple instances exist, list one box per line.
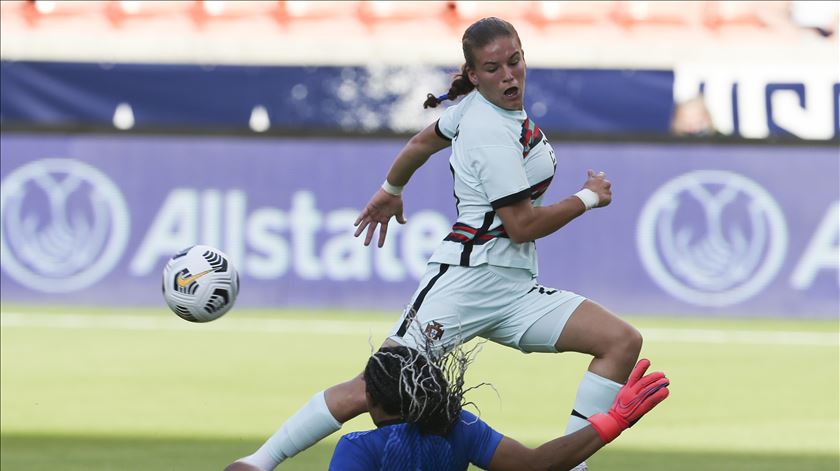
left=487, top=359, right=669, bottom=471
left=354, top=121, right=451, bottom=247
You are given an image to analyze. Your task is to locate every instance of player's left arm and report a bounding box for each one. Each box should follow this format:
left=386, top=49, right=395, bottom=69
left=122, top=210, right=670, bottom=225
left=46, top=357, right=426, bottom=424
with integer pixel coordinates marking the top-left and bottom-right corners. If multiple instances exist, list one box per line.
left=495, top=170, right=611, bottom=243
left=486, top=359, right=669, bottom=471
left=486, top=428, right=603, bottom=471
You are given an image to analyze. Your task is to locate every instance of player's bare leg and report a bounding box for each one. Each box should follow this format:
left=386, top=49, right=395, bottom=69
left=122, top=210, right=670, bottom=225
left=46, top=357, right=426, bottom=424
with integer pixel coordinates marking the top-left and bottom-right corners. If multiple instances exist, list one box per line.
left=555, top=300, right=642, bottom=381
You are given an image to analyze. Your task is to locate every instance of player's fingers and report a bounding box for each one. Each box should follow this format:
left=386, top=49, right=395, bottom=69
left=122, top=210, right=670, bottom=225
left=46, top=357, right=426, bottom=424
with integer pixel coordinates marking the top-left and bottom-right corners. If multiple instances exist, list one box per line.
left=646, top=382, right=670, bottom=408
left=636, top=371, right=667, bottom=390
left=587, top=169, right=596, bottom=178
left=378, top=222, right=389, bottom=248
left=636, top=371, right=670, bottom=397
left=396, top=211, right=407, bottom=225
left=354, top=219, right=369, bottom=238
left=354, top=207, right=370, bottom=226
left=627, top=358, right=650, bottom=385
left=364, top=223, right=377, bottom=246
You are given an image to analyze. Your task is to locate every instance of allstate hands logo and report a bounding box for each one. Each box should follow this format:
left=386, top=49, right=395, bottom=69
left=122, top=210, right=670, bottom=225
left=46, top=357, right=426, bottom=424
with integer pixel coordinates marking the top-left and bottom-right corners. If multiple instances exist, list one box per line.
left=0, top=159, right=130, bottom=292
left=637, top=170, right=788, bottom=307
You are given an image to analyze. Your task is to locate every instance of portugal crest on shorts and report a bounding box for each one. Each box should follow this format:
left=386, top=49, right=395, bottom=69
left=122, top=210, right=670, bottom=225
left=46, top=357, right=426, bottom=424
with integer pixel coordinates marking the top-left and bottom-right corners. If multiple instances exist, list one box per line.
left=424, top=321, right=445, bottom=341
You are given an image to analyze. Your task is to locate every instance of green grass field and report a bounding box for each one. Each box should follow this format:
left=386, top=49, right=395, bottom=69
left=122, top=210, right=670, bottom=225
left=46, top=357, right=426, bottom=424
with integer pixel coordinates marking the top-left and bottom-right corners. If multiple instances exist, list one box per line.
left=1, top=304, right=838, bottom=470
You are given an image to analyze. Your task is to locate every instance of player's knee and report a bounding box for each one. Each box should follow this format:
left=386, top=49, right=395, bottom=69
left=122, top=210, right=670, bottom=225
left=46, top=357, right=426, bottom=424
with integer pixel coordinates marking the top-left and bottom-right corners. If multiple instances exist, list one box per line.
left=623, top=325, right=643, bottom=358
left=605, top=322, right=642, bottom=361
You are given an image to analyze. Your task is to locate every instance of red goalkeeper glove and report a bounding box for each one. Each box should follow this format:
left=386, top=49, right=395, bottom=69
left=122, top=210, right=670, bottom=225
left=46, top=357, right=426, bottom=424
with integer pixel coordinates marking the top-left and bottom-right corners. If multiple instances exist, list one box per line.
left=588, top=358, right=670, bottom=444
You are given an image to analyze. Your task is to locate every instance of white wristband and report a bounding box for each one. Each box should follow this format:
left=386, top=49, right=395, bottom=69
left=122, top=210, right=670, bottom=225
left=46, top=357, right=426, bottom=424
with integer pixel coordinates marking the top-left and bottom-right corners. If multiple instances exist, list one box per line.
left=381, top=179, right=404, bottom=196
left=574, top=189, right=600, bottom=211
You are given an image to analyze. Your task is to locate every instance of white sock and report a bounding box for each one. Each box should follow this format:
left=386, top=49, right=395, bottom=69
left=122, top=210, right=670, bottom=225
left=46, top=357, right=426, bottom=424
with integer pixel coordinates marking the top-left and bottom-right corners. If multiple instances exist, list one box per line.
left=564, top=371, right=622, bottom=469
left=237, top=391, right=342, bottom=470
left=564, top=371, right=623, bottom=435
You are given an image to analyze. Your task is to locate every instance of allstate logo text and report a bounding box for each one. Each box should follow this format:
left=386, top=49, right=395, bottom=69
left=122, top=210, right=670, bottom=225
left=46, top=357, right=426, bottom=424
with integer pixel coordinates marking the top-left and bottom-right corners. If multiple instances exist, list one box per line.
left=0, top=158, right=130, bottom=292
left=636, top=170, right=788, bottom=307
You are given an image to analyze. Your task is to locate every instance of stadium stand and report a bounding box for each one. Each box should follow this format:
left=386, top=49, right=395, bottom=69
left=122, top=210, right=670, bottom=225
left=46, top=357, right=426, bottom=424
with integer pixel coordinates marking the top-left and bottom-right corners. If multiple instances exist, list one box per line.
left=1, top=0, right=835, bottom=67
left=105, top=1, right=200, bottom=33
left=612, top=0, right=708, bottom=29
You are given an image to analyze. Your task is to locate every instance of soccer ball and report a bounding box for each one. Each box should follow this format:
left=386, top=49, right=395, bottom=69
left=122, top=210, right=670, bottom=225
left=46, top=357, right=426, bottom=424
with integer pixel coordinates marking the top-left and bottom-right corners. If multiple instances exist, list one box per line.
left=162, top=245, right=239, bottom=322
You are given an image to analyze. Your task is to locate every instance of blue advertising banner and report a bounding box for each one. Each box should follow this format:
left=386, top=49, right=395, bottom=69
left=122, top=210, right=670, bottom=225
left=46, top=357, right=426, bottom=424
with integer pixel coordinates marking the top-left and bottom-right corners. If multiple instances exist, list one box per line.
left=0, top=60, right=675, bottom=134
left=3, top=61, right=838, bottom=139
left=1, top=133, right=837, bottom=317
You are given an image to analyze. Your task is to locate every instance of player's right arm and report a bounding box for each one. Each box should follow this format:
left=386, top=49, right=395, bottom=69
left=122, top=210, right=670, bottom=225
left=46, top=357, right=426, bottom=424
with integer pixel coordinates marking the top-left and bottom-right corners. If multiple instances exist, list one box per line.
left=487, top=359, right=670, bottom=471
left=354, top=121, right=451, bottom=247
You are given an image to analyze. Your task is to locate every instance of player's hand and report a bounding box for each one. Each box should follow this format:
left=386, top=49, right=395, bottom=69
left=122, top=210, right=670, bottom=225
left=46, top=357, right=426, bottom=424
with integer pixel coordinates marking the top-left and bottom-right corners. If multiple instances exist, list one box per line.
left=588, top=359, right=670, bottom=444
left=583, top=170, right=612, bottom=208
left=354, top=188, right=407, bottom=247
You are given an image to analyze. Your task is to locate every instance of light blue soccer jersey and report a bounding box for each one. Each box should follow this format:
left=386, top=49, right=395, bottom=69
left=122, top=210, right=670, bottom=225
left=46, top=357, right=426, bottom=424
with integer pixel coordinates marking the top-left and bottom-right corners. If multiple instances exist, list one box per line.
left=328, top=410, right=503, bottom=471
left=429, top=90, right=557, bottom=276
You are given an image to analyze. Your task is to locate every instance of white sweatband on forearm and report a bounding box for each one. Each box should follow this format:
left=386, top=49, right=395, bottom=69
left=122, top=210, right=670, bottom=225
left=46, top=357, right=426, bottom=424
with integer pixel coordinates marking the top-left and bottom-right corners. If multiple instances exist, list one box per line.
left=573, top=189, right=600, bottom=211
left=381, top=179, right=404, bottom=196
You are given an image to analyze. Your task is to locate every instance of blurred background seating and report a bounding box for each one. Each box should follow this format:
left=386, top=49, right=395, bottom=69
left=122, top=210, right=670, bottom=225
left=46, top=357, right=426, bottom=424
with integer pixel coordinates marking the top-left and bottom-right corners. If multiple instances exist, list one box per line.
left=0, top=0, right=836, bottom=138
left=2, top=0, right=835, bottom=60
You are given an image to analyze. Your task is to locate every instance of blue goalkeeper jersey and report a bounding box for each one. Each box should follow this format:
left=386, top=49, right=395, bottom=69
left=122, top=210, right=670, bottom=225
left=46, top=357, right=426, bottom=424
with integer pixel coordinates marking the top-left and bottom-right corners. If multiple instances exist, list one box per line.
left=328, top=410, right=503, bottom=471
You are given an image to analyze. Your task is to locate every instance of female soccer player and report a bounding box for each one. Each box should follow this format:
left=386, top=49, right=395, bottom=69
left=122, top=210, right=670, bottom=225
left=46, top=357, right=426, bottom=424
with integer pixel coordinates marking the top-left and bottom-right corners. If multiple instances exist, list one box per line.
left=226, top=17, right=643, bottom=470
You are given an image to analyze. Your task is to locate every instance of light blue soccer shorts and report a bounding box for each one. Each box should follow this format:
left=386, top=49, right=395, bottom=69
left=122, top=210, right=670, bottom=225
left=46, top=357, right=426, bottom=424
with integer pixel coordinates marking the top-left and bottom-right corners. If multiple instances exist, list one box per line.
left=389, top=262, right=586, bottom=354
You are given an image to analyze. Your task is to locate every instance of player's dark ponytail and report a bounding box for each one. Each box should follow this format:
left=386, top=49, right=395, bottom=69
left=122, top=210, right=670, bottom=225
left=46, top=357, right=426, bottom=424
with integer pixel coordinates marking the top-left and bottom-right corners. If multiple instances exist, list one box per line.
left=423, top=17, right=521, bottom=109
left=423, top=64, right=475, bottom=109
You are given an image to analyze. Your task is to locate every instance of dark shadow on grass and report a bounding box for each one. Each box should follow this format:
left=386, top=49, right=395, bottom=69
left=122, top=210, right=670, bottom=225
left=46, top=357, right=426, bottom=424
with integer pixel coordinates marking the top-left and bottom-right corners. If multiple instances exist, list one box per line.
left=2, top=433, right=837, bottom=470
left=1, top=433, right=335, bottom=471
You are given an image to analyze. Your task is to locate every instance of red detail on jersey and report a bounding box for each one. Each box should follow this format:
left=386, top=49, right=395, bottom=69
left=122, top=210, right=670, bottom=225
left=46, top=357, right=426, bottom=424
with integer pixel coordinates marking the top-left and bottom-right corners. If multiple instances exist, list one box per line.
left=520, top=118, right=544, bottom=158
left=444, top=223, right=508, bottom=244
left=451, top=223, right=477, bottom=234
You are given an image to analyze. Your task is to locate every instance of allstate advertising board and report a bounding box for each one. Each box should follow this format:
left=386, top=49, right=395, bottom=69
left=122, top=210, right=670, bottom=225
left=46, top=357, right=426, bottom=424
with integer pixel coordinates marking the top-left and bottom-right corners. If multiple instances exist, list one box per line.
left=1, top=133, right=837, bottom=317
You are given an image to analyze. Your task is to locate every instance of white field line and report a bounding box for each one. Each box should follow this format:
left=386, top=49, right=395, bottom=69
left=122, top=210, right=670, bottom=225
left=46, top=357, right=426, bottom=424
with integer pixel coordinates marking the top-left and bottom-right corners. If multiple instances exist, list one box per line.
left=641, top=327, right=838, bottom=346
left=0, top=312, right=837, bottom=346
left=0, top=312, right=382, bottom=336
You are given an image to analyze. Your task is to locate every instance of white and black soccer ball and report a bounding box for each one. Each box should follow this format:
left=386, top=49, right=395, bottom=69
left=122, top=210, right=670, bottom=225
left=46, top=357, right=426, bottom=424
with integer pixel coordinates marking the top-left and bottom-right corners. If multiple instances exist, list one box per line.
left=162, top=245, right=239, bottom=323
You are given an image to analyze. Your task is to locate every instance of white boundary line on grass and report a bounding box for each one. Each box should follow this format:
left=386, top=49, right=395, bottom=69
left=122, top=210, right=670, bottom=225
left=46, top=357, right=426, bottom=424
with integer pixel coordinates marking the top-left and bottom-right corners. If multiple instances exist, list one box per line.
left=0, top=312, right=837, bottom=346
